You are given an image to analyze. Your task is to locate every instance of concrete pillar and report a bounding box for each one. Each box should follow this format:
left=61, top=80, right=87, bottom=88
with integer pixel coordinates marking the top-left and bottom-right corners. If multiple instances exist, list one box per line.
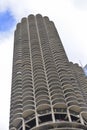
left=80, top=113, right=84, bottom=125
left=67, top=109, right=72, bottom=122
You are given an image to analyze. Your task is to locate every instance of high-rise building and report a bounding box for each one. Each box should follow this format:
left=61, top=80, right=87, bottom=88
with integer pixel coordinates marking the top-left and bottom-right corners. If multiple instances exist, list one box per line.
left=9, top=14, right=87, bottom=130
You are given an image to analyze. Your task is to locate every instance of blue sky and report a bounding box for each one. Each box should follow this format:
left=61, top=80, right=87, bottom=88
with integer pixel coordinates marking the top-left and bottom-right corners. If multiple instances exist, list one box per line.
left=0, top=0, right=87, bottom=130
left=0, top=10, right=15, bottom=32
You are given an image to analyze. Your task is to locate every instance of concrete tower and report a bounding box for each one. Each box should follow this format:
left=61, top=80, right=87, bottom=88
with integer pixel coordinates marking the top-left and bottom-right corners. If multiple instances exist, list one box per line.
left=9, top=14, right=87, bottom=130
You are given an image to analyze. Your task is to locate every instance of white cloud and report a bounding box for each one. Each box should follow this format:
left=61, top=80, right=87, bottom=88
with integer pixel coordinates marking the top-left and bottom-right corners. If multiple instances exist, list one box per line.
left=0, top=34, right=13, bottom=130
left=72, top=0, right=87, bottom=10
left=0, top=0, right=76, bottom=21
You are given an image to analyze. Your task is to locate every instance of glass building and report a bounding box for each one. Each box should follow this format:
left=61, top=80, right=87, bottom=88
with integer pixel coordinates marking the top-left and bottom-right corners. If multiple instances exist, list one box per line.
left=9, top=14, right=87, bottom=130
left=84, top=65, right=87, bottom=76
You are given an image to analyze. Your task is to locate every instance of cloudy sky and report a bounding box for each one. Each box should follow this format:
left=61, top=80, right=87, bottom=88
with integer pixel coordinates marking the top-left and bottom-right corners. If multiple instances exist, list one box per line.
left=0, top=0, right=87, bottom=129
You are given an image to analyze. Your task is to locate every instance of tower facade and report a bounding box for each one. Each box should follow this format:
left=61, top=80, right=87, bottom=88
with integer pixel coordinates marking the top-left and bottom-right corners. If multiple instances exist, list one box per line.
left=10, top=14, right=87, bottom=130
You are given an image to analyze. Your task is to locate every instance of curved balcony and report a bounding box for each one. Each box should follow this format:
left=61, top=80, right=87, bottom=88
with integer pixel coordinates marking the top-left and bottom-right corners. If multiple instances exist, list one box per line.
left=49, top=85, right=62, bottom=92
left=33, top=64, right=44, bottom=73
left=52, top=98, right=65, bottom=105
left=77, top=97, right=85, bottom=103
left=35, top=84, right=47, bottom=91
left=33, top=69, right=45, bottom=77
left=35, top=91, right=49, bottom=98
left=69, top=105, right=80, bottom=115
left=22, top=87, right=33, bottom=94
left=37, top=108, right=51, bottom=115
left=75, top=91, right=82, bottom=96
left=36, top=95, right=49, bottom=102
left=49, top=82, right=61, bottom=89
left=46, top=69, right=57, bottom=76
left=12, top=84, right=21, bottom=90
left=64, top=92, right=76, bottom=99
left=13, top=83, right=22, bottom=89
left=61, top=81, right=71, bottom=86
left=34, top=80, right=47, bottom=88
left=34, top=76, right=46, bottom=83
left=13, top=114, right=22, bottom=127
left=22, top=61, right=30, bottom=67
left=66, top=96, right=77, bottom=103
left=23, top=105, right=35, bottom=118
left=67, top=100, right=78, bottom=107
left=35, top=85, right=48, bottom=93
left=60, top=74, right=69, bottom=82
left=47, top=72, right=59, bottom=79
left=35, top=88, right=48, bottom=96
left=13, top=104, right=23, bottom=110
left=22, top=81, right=33, bottom=87
left=62, top=84, right=73, bottom=91
left=53, top=102, right=66, bottom=109
left=76, top=93, right=84, bottom=98
left=22, top=77, right=32, bottom=84
left=22, top=85, right=33, bottom=91
left=51, top=93, right=64, bottom=100
left=44, top=58, right=54, bottom=66
left=58, top=68, right=66, bottom=73
left=48, top=78, right=60, bottom=86
left=59, top=74, right=69, bottom=80
left=64, top=88, right=74, bottom=94
left=13, top=95, right=22, bottom=101
left=74, top=86, right=81, bottom=91
left=50, top=89, right=63, bottom=96
left=81, top=112, right=87, bottom=125
left=22, top=67, right=31, bottom=73
left=36, top=99, right=50, bottom=107
left=13, top=107, right=22, bottom=114
left=23, top=98, right=34, bottom=106
left=81, top=107, right=87, bottom=112
left=13, top=79, right=22, bottom=86
left=79, top=103, right=87, bottom=108
left=32, top=59, right=42, bottom=66
left=75, top=90, right=82, bottom=95
left=23, top=105, right=35, bottom=111
left=33, top=72, right=45, bottom=79
left=47, top=76, right=59, bottom=83
left=12, top=92, right=22, bottom=98
left=22, top=91, right=33, bottom=98
left=13, top=99, right=22, bottom=104
left=12, top=87, right=22, bottom=93
left=23, top=95, right=34, bottom=101
left=34, top=77, right=46, bottom=84
left=23, top=99, right=35, bottom=106
left=36, top=104, right=51, bottom=113
left=33, top=65, right=44, bottom=72
left=46, top=68, right=58, bottom=76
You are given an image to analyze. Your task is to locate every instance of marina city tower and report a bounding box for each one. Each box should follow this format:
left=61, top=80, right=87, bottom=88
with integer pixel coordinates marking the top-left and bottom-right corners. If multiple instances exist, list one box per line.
left=9, top=14, right=87, bottom=130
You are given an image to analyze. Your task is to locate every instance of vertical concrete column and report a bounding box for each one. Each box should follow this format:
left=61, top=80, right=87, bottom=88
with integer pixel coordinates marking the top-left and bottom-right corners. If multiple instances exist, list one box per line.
left=80, top=113, right=84, bottom=125
left=22, top=118, right=25, bottom=130
left=67, top=108, right=72, bottom=122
